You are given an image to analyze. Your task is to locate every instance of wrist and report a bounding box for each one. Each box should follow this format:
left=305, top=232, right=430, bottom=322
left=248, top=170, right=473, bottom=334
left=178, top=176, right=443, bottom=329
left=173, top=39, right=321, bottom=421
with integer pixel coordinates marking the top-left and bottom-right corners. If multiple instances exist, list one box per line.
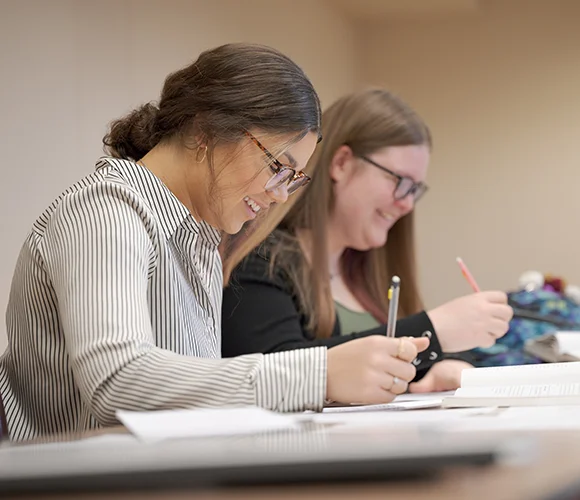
left=426, top=307, right=451, bottom=352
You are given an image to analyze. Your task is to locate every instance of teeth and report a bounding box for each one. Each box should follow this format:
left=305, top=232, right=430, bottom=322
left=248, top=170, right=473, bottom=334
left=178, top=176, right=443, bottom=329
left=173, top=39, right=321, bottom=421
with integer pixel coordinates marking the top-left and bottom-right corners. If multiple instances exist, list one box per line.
left=243, top=196, right=261, bottom=214
left=378, top=210, right=395, bottom=220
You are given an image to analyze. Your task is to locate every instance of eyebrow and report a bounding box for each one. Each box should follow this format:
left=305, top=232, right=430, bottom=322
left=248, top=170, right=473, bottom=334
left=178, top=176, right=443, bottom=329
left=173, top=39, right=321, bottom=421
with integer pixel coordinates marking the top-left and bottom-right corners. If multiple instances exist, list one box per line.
left=282, top=152, right=297, bottom=168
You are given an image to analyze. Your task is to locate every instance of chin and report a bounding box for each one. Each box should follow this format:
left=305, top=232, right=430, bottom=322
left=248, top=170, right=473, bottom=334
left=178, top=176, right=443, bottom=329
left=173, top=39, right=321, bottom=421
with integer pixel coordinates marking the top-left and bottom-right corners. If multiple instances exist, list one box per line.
left=364, top=233, right=389, bottom=250
left=222, top=222, right=244, bottom=235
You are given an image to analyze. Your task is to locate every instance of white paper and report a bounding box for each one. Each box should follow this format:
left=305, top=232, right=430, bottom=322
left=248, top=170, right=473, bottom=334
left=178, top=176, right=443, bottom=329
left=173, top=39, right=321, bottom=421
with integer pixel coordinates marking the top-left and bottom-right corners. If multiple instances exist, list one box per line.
left=312, top=407, right=499, bottom=431
left=322, top=392, right=450, bottom=413
left=455, top=382, right=580, bottom=399
left=390, top=391, right=455, bottom=402
left=461, top=361, right=580, bottom=388
left=116, top=407, right=299, bottom=442
left=555, top=331, right=580, bottom=358
left=452, top=406, right=580, bottom=432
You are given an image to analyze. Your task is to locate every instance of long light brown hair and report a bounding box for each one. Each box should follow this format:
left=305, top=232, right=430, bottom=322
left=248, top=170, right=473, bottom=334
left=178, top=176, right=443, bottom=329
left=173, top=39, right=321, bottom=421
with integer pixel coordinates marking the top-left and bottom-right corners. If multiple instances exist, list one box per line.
left=268, top=88, right=432, bottom=338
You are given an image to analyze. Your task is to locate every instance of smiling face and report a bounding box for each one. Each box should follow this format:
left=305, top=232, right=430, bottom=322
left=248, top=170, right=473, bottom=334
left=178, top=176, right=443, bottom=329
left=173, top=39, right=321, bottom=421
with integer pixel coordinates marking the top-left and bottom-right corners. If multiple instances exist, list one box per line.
left=328, top=144, right=430, bottom=251
left=209, top=130, right=319, bottom=234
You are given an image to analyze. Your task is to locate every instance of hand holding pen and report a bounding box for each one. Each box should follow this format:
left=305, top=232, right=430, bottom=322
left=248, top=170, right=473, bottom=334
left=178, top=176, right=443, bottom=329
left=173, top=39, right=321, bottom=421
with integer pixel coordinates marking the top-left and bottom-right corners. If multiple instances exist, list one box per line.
left=425, top=257, right=514, bottom=352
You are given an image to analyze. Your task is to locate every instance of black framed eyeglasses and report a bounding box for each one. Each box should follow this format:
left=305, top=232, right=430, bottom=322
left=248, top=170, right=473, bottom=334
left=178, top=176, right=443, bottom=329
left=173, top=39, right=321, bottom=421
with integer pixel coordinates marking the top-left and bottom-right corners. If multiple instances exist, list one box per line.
left=246, top=132, right=311, bottom=195
left=359, top=155, right=428, bottom=202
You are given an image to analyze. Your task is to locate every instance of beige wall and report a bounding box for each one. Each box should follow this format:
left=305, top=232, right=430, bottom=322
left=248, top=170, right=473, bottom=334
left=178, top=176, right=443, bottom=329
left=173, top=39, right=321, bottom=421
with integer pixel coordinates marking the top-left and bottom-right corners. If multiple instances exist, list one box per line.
left=358, top=0, right=580, bottom=310
left=0, top=0, right=356, bottom=350
left=2, top=0, right=579, bottom=351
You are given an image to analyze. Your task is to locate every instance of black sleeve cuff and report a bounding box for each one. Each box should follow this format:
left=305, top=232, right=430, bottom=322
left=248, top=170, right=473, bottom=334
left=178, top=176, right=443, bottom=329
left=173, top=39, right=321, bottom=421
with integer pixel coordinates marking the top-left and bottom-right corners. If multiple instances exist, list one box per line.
left=343, top=311, right=444, bottom=371
left=395, top=311, right=443, bottom=372
left=443, top=350, right=475, bottom=365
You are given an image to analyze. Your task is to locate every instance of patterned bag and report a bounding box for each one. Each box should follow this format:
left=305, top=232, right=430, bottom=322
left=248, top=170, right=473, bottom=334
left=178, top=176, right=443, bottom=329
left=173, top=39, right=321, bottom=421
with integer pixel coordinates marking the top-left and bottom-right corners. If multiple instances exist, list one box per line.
left=471, top=288, right=580, bottom=367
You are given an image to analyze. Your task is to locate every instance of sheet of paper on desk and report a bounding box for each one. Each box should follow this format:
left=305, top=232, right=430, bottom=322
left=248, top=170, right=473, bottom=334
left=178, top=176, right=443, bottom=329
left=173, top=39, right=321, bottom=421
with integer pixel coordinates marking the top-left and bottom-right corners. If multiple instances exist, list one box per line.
left=393, top=391, right=455, bottom=401
left=117, top=407, right=299, bottom=442
left=322, top=392, right=450, bottom=413
left=452, top=405, right=580, bottom=432
left=323, top=399, right=442, bottom=413
left=312, top=407, right=500, bottom=432
left=555, top=332, right=580, bottom=358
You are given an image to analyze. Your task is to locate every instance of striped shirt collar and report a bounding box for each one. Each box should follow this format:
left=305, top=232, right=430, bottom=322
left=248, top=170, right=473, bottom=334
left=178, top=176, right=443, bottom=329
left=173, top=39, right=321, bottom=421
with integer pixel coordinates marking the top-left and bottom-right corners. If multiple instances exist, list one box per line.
left=96, top=156, right=221, bottom=247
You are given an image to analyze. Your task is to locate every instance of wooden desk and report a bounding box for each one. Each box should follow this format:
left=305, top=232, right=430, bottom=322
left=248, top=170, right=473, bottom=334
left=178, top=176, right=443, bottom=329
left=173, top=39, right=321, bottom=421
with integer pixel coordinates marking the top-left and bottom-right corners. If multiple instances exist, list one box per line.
left=5, top=430, right=580, bottom=500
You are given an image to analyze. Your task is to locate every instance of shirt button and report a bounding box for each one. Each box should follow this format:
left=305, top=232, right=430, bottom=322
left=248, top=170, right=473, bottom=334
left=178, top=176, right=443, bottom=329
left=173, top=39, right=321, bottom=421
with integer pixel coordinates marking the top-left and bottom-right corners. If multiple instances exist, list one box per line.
left=422, top=330, right=433, bottom=339
left=412, top=358, right=422, bottom=366
left=429, top=351, right=438, bottom=361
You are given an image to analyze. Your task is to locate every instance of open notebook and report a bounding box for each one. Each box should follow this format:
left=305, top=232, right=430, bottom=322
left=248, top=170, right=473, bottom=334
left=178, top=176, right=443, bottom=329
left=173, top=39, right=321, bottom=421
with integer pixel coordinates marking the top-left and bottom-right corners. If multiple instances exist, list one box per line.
left=442, top=361, right=580, bottom=408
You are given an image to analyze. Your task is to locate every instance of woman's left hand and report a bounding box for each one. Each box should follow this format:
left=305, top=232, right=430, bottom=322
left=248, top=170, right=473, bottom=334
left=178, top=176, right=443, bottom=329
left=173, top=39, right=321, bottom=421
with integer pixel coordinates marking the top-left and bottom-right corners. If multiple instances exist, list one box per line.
left=408, top=359, right=473, bottom=393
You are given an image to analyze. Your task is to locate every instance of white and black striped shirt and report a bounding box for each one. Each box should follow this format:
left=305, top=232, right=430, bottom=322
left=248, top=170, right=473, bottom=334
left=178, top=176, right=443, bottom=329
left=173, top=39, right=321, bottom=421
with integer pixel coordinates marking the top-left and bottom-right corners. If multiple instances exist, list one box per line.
left=0, top=157, right=326, bottom=441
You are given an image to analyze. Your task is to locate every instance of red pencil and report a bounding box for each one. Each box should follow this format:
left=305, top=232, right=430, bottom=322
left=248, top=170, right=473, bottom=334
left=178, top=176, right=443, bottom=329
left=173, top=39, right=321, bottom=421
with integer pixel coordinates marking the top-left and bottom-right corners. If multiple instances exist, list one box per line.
left=456, top=257, right=481, bottom=293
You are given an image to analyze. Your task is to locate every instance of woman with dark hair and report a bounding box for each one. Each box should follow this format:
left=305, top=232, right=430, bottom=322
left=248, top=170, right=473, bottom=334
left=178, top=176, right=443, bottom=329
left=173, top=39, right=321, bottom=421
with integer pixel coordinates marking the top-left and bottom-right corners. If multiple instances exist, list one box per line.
left=1, top=46, right=426, bottom=441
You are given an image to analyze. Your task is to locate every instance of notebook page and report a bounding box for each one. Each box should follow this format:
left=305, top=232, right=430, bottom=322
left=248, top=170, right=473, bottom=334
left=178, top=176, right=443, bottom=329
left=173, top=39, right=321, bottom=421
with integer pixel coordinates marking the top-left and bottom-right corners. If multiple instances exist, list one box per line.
left=455, top=382, right=580, bottom=399
left=461, top=361, right=580, bottom=388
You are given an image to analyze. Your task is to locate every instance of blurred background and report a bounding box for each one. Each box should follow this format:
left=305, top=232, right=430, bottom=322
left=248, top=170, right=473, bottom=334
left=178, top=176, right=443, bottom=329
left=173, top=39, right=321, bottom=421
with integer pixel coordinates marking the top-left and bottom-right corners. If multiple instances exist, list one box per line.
left=1, top=0, right=579, bottom=350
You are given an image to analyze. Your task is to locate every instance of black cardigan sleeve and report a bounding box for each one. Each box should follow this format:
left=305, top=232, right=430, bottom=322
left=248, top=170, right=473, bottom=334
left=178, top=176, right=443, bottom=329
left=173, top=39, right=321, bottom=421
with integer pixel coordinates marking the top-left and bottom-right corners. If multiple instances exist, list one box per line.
left=221, top=248, right=464, bottom=378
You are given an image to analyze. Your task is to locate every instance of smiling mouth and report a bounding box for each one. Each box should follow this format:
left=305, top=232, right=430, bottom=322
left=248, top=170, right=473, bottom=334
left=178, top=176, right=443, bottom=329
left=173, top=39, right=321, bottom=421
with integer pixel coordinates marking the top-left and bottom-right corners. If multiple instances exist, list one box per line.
left=244, top=196, right=262, bottom=214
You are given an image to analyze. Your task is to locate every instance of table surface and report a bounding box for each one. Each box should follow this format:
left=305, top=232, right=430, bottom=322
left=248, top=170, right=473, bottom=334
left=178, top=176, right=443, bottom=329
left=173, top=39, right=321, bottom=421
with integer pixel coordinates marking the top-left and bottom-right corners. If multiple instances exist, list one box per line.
left=3, top=426, right=580, bottom=500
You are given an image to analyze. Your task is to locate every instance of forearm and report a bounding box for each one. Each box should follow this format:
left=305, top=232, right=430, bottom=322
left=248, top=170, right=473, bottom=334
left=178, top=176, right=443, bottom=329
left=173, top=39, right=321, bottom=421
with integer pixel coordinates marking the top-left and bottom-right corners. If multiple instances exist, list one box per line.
left=85, top=344, right=327, bottom=425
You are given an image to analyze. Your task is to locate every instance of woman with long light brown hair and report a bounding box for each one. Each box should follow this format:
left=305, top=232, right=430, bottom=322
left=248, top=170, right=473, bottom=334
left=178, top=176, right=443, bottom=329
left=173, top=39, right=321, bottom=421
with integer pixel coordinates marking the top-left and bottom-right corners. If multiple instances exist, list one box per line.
left=222, top=88, right=513, bottom=392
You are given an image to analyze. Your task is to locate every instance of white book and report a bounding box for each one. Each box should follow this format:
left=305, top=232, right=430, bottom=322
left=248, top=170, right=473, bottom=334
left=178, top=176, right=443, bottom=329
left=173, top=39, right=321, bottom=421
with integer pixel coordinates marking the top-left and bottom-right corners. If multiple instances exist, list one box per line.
left=442, top=361, right=580, bottom=408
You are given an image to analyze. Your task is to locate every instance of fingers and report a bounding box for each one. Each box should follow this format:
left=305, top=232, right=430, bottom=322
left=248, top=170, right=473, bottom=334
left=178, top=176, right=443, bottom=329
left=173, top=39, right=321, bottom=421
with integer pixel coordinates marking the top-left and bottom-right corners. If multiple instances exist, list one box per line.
left=408, top=378, right=433, bottom=394
left=378, top=374, right=408, bottom=396
left=492, top=304, right=514, bottom=322
left=479, top=290, right=508, bottom=304
left=408, top=337, right=430, bottom=353
left=383, top=355, right=417, bottom=382
left=488, top=317, right=510, bottom=338
left=384, top=337, right=422, bottom=362
left=479, top=334, right=496, bottom=348
left=362, top=389, right=397, bottom=405
left=387, top=375, right=409, bottom=395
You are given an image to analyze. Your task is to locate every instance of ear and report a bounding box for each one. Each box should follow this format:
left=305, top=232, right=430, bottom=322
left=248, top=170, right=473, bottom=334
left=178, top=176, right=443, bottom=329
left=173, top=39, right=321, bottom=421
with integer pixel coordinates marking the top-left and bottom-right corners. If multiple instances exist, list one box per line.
left=329, top=145, right=357, bottom=184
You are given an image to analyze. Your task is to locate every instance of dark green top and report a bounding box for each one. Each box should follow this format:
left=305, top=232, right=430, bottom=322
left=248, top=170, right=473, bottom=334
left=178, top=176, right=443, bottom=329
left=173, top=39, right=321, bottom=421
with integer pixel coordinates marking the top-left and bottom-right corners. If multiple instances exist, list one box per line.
left=335, top=301, right=381, bottom=335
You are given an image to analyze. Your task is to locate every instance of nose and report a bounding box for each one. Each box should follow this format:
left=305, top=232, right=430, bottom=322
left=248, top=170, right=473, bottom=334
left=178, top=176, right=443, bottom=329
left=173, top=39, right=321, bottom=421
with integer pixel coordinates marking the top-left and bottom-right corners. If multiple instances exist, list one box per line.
left=267, top=184, right=289, bottom=204
left=395, top=194, right=415, bottom=214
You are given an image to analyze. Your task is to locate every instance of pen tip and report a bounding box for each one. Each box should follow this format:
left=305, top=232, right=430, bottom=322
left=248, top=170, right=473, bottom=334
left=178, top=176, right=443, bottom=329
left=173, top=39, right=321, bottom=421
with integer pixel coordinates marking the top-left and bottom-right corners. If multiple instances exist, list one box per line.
left=456, top=257, right=463, bottom=263
left=392, top=275, right=400, bottom=284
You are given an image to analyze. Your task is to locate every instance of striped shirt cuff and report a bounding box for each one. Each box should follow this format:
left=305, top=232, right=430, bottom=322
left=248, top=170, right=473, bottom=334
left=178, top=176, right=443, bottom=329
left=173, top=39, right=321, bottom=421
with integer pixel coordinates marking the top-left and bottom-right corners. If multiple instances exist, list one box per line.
left=256, top=347, right=327, bottom=412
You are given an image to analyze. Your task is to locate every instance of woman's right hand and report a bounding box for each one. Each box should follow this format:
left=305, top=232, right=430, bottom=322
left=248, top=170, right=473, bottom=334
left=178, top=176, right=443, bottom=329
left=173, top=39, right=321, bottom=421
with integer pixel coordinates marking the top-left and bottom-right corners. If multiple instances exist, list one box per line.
left=427, top=291, right=513, bottom=353
left=326, top=335, right=429, bottom=405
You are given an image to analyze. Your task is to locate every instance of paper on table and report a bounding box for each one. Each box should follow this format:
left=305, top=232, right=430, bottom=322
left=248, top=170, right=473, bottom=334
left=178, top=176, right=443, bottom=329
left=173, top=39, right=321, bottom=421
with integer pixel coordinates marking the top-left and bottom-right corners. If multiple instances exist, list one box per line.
left=117, top=407, right=299, bottom=442
left=323, top=391, right=448, bottom=413
left=322, top=392, right=450, bottom=413
left=451, top=405, right=580, bottom=432
left=323, top=399, right=442, bottom=413
left=312, top=407, right=500, bottom=432
left=460, top=361, right=580, bottom=388
left=454, top=383, right=580, bottom=399
left=392, top=391, right=455, bottom=402
left=555, top=332, right=580, bottom=358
